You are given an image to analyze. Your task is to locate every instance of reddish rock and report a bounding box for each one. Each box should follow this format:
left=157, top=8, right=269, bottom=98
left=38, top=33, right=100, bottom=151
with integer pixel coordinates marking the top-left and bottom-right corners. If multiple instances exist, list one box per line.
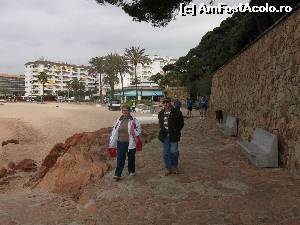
left=7, top=161, right=16, bottom=170
left=15, top=159, right=37, bottom=172
left=6, top=169, right=16, bottom=176
left=36, top=131, right=110, bottom=195
left=28, top=124, right=158, bottom=196
left=0, top=167, right=7, bottom=178
left=1, top=139, right=19, bottom=147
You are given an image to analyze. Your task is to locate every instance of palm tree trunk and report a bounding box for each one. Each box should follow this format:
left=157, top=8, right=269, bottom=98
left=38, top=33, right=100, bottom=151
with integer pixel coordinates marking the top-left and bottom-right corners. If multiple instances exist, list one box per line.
left=99, top=73, right=103, bottom=103
left=110, top=84, right=114, bottom=103
left=42, top=84, right=44, bottom=103
left=120, top=73, right=125, bottom=103
left=135, top=64, right=138, bottom=104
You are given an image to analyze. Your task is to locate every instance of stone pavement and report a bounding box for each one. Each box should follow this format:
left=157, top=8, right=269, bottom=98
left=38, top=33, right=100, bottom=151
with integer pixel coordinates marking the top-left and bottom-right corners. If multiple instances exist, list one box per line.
left=1, top=116, right=300, bottom=225
left=81, top=117, right=300, bottom=225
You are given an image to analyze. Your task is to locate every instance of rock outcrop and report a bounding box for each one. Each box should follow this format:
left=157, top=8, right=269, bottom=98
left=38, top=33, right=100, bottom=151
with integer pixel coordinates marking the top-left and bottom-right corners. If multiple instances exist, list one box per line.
left=15, top=159, right=37, bottom=172
left=1, top=139, right=19, bottom=147
left=0, top=159, right=37, bottom=182
left=28, top=124, right=159, bottom=196
left=0, top=167, right=7, bottom=179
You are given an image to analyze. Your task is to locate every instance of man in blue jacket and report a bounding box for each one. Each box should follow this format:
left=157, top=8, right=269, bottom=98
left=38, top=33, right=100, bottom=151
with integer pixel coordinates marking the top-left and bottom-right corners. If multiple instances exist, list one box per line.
left=158, top=97, right=184, bottom=175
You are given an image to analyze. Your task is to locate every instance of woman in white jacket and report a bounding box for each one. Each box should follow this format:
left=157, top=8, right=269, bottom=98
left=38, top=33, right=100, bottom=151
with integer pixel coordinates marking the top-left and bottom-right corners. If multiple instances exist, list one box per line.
left=109, top=104, right=142, bottom=180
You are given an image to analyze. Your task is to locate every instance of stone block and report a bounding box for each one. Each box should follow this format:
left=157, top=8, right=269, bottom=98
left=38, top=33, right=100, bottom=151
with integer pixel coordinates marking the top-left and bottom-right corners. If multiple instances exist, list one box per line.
left=237, top=128, right=278, bottom=167
left=223, top=115, right=238, bottom=136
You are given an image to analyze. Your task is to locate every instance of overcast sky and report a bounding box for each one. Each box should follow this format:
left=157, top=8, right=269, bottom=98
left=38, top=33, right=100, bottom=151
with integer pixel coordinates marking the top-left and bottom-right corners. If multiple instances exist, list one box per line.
left=0, top=0, right=249, bottom=74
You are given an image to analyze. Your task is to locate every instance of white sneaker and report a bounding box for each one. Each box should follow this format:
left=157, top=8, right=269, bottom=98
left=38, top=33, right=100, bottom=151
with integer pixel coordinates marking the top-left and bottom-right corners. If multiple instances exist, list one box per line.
left=113, top=175, right=121, bottom=180
left=129, top=172, right=135, bottom=176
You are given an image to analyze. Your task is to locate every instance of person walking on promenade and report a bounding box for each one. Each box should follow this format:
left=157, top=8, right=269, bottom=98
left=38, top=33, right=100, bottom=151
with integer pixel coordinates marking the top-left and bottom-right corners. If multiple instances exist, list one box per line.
left=174, top=98, right=181, bottom=110
left=158, top=97, right=184, bottom=176
left=109, top=104, right=142, bottom=180
left=186, top=97, right=193, bottom=118
left=204, top=96, right=209, bottom=117
left=131, top=101, right=136, bottom=113
left=199, top=96, right=208, bottom=119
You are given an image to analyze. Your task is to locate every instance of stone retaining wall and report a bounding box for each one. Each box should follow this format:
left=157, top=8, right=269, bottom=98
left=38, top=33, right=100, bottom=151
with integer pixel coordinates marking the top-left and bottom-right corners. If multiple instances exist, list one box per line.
left=164, top=87, right=189, bottom=104
left=210, top=9, right=300, bottom=176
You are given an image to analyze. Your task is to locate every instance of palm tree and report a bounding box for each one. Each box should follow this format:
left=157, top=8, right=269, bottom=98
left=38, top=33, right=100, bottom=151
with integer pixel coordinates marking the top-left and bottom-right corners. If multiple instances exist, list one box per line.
left=0, top=87, right=10, bottom=99
left=115, top=54, right=132, bottom=103
left=103, top=53, right=119, bottom=103
left=70, top=78, right=85, bottom=101
left=88, top=56, right=106, bottom=103
left=37, top=71, right=49, bottom=102
left=124, top=46, right=151, bottom=103
left=66, top=81, right=72, bottom=99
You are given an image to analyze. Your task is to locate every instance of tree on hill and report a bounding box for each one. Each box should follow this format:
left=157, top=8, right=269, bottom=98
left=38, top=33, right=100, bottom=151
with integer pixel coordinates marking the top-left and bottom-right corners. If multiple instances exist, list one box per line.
left=94, top=0, right=299, bottom=98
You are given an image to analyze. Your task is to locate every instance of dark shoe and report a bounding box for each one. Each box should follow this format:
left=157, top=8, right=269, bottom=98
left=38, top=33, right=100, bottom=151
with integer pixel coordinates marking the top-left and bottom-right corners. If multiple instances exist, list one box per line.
left=164, top=169, right=172, bottom=176
left=171, top=168, right=179, bottom=174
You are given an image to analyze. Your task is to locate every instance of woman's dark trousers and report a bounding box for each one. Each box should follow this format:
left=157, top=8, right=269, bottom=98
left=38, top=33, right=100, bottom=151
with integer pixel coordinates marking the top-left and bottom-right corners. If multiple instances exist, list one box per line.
left=115, top=141, right=136, bottom=177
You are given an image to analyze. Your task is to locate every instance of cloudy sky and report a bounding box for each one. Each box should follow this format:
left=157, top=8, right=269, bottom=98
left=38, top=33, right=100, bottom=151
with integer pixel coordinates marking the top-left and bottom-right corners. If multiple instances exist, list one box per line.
left=0, top=0, right=249, bottom=74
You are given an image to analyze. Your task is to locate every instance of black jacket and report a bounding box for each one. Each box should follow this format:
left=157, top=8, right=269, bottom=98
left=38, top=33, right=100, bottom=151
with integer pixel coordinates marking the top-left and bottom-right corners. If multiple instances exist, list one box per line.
left=158, top=107, right=184, bottom=142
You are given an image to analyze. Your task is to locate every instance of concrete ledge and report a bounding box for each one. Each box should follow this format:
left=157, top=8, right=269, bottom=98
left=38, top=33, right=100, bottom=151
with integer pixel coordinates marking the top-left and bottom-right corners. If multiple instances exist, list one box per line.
left=237, top=128, right=278, bottom=168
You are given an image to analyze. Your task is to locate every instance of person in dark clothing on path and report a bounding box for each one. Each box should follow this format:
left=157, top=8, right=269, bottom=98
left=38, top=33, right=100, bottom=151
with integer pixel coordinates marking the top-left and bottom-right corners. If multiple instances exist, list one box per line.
left=158, top=97, right=184, bottom=176
left=199, top=96, right=208, bottom=119
left=174, top=98, right=181, bottom=110
left=186, top=97, right=193, bottom=118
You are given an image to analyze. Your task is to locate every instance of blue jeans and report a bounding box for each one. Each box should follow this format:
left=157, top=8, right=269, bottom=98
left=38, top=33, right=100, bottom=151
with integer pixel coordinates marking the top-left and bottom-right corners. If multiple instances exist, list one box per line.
left=115, top=141, right=136, bottom=177
left=162, top=136, right=179, bottom=170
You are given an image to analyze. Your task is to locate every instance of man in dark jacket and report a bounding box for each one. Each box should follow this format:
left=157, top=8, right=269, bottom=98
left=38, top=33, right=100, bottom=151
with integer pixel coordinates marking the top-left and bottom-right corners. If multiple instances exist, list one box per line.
left=158, top=97, right=184, bottom=175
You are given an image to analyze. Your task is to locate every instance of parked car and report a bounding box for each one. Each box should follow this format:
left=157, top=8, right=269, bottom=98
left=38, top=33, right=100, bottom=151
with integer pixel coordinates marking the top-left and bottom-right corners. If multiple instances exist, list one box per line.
left=108, top=100, right=121, bottom=111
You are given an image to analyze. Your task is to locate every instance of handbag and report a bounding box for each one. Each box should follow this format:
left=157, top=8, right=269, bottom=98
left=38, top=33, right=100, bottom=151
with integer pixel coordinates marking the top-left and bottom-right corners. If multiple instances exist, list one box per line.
left=108, top=148, right=117, bottom=157
left=131, top=120, right=143, bottom=151
left=134, top=136, right=142, bottom=151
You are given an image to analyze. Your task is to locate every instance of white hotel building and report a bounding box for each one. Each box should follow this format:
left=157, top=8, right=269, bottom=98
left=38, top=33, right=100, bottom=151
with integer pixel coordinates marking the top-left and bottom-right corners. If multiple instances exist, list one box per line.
left=24, top=55, right=176, bottom=98
left=24, top=60, right=98, bottom=97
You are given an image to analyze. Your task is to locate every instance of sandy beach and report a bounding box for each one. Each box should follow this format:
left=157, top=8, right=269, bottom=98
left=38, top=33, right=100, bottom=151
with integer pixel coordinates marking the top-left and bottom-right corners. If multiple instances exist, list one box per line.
left=0, top=102, right=136, bottom=167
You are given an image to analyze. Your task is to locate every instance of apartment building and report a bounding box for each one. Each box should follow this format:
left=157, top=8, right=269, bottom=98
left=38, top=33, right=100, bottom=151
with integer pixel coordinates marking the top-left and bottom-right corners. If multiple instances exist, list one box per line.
left=0, top=74, right=25, bottom=97
left=116, top=55, right=177, bottom=89
left=24, top=55, right=176, bottom=98
left=24, top=60, right=98, bottom=97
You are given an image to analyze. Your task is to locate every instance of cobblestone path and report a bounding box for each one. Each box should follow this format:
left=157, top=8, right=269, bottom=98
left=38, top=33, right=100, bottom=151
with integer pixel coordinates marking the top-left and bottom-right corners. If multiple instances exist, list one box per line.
left=82, top=117, right=300, bottom=225
left=1, top=117, right=300, bottom=225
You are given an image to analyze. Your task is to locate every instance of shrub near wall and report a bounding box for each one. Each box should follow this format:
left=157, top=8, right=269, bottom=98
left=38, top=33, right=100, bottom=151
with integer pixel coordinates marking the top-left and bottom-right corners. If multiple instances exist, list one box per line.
left=210, top=9, right=300, bottom=176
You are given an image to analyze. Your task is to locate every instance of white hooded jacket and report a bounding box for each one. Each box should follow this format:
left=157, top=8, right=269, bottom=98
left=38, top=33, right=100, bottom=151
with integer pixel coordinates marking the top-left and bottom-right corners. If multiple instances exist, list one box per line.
left=109, top=116, right=142, bottom=150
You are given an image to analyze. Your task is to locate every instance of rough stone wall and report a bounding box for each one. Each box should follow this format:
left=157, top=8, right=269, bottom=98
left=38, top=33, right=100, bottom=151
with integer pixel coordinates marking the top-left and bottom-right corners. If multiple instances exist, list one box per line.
left=210, top=9, right=300, bottom=176
left=164, top=87, right=189, bottom=104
